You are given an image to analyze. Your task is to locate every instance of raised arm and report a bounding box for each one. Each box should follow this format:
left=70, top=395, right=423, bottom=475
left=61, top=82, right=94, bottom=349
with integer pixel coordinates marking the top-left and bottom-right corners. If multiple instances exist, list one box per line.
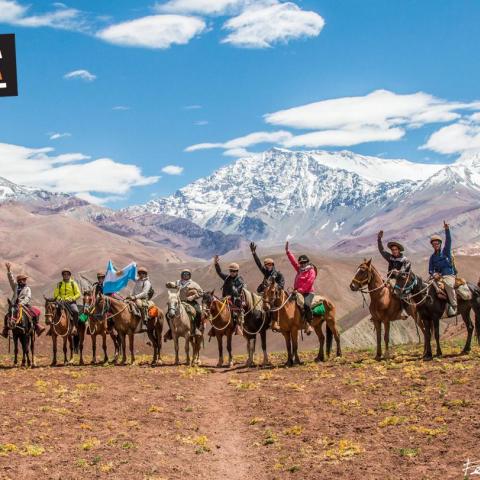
left=285, top=242, right=299, bottom=272
left=443, top=223, right=452, bottom=257
left=377, top=231, right=390, bottom=261
left=214, top=261, right=228, bottom=281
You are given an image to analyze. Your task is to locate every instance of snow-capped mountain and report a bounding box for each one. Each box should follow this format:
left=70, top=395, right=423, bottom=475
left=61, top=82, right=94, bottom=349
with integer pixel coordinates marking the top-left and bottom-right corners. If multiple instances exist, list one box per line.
left=0, top=176, right=68, bottom=203
left=136, top=148, right=480, bottom=252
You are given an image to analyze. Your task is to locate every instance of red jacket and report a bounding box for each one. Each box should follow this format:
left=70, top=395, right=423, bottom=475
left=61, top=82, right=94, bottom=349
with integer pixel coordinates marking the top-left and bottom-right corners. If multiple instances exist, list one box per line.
left=287, top=250, right=316, bottom=294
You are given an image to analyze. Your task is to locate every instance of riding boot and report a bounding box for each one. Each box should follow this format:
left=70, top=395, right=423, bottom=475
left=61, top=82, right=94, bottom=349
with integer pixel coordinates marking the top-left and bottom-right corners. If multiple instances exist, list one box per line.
left=71, top=317, right=78, bottom=336
left=34, top=319, right=46, bottom=337
left=303, top=308, right=313, bottom=336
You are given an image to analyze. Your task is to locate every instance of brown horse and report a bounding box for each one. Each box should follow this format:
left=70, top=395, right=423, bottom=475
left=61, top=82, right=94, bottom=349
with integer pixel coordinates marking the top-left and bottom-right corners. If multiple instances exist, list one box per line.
left=44, top=298, right=85, bottom=366
left=203, top=291, right=235, bottom=367
left=262, top=279, right=302, bottom=366
left=93, top=294, right=164, bottom=366
left=82, top=290, right=120, bottom=364
left=349, top=259, right=421, bottom=360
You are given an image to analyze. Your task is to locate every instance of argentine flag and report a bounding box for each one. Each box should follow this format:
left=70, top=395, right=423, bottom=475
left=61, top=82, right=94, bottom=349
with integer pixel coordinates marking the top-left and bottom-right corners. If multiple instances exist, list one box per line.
left=103, top=261, right=137, bottom=295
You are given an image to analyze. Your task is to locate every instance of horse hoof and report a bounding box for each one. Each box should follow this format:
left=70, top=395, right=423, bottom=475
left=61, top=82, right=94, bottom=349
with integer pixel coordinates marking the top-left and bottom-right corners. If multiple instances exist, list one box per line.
left=228, top=362, right=233, bottom=368
left=315, top=356, right=325, bottom=363
left=374, top=356, right=382, bottom=362
left=284, top=361, right=293, bottom=368
left=216, top=363, right=223, bottom=368
left=460, top=350, right=470, bottom=356
left=157, top=360, right=163, bottom=366
left=422, top=355, right=433, bottom=362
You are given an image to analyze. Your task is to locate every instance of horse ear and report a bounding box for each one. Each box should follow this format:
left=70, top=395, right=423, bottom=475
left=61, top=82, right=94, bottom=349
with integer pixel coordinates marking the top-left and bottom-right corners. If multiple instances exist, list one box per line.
left=210, top=289, right=215, bottom=295
left=366, top=258, right=372, bottom=266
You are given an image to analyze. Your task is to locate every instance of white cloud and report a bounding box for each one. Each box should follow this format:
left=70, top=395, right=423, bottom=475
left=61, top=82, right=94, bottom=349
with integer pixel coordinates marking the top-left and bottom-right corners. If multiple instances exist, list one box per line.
left=97, top=15, right=206, bottom=49
left=162, top=165, right=184, bottom=175
left=186, top=130, right=292, bottom=152
left=112, top=105, right=130, bottom=111
left=222, top=2, right=325, bottom=48
left=283, top=126, right=405, bottom=148
left=186, top=90, right=480, bottom=153
left=156, top=0, right=263, bottom=16
left=265, top=90, right=480, bottom=131
left=64, top=69, right=96, bottom=82
left=49, top=132, right=71, bottom=140
left=194, top=120, right=209, bottom=126
left=0, top=0, right=87, bottom=31
left=421, top=121, right=480, bottom=155
left=0, top=142, right=159, bottom=202
left=184, top=104, right=202, bottom=110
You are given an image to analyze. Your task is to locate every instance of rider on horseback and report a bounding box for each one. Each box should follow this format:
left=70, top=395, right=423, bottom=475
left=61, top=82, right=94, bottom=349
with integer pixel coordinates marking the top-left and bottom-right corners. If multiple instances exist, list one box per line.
left=249, top=242, right=285, bottom=293
left=127, top=266, right=153, bottom=330
left=214, top=255, right=245, bottom=335
left=377, top=230, right=411, bottom=319
left=53, top=268, right=81, bottom=335
left=285, top=242, right=316, bottom=335
left=93, top=272, right=105, bottom=296
left=2, top=262, right=45, bottom=338
left=429, top=221, right=457, bottom=317
left=165, top=269, right=204, bottom=338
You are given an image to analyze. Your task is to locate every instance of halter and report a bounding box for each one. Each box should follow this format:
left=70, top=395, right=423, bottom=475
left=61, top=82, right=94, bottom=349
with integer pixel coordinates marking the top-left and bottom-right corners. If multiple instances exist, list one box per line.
left=352, top=263, right=392, bottom=294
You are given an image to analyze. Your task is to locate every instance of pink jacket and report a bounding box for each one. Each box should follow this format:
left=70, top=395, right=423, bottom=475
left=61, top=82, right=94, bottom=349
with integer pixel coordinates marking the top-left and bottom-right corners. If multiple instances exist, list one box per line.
left=286, top=250, right=316, bottom=294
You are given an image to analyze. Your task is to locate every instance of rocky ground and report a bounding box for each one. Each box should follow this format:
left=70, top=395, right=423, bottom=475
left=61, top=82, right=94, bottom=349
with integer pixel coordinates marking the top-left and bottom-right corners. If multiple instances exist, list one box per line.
left=0, top=341, right=479, bottom=480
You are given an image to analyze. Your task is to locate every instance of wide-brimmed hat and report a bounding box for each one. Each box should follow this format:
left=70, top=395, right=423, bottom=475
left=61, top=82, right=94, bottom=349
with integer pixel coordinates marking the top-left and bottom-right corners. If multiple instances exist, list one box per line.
left=263, top=258, right=274, bottom=265
left=61, top=268, right=72, bottom=275
left=228, top=262, right=240, bottom=271
left=16, top=274, right=28, bottom=281
left=97, top=272, right=105, bottom=278
left=387, top=241, right=404, bottom=252
left=298, top=254, right=310, bottom=263
left=137, top=266, right=148, bottom=274
left=430, top=235, right=443, bottom=244
left=181, top=269, right=192, bottom=275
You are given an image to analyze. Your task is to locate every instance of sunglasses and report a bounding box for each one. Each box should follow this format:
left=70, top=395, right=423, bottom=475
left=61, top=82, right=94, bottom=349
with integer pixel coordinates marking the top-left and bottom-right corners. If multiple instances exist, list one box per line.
left=264, top=263, right=273, bottom=267
left=229, top=270, right=238, bottom=273
left=299, top=261, right=308, bottom=264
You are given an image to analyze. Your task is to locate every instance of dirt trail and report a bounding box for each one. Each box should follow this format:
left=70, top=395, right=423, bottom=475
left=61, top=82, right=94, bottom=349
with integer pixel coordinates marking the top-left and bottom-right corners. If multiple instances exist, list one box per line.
left=196, top=368, right=261, bottom=480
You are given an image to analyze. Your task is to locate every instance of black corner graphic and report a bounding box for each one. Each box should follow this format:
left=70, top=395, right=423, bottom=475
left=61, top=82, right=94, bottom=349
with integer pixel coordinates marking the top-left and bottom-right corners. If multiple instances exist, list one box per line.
left=0, top=34, right=18, bottom=98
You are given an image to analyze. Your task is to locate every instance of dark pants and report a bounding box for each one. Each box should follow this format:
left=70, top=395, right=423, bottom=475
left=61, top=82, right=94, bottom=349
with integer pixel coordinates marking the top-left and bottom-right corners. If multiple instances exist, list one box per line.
left=302, top=293, right=314, bottom=323
left=188, top=301, right=202, bottom=330
left=65, top=302, right=79, bottom=327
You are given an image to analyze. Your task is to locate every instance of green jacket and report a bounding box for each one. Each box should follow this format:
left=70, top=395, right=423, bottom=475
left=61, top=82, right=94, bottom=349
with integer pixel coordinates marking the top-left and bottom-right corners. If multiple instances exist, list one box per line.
left=54, top=279, right=81, bottom=302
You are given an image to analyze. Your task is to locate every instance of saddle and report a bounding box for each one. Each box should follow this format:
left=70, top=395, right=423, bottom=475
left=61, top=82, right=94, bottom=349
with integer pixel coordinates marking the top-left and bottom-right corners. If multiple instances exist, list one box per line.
left=292, top=293, right=326, bottom=312
left=181, top=302, right=196, bottom=320
left=436, top=277, right=472, bottom=301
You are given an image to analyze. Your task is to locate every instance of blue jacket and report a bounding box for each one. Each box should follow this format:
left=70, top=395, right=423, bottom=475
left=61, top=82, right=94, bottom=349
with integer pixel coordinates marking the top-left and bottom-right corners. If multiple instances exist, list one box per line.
left=429, top=229, right=456, bottom=276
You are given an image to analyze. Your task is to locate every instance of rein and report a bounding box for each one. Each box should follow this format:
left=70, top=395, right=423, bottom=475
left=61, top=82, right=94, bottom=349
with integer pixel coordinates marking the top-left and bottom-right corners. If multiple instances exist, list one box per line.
left=207, top=296, right=232, bottom=331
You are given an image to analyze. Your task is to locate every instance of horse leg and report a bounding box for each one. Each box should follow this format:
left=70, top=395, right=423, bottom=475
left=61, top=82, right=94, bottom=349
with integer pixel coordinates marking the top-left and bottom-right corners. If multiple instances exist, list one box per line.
left=13, top=335, right=18, bottom=366
left=374, top=319, right=382, bottom=361
left=292, top=328, right=302, bottom=365
left=174, top=334, right=180, bottom=365
left=156, top=322, right=163, bottom=366
left=119, top=333, right=127, bottom=365
left=283, top=332, right=293, bottom=367
left=423, top=317, right=433, bottom=361
left=128, top=332, right=135, bottom=364
left=227, top=333, right=233, bottom=368
left=383, top=320, right=391, bottom=360
left=21, top=334, right=28, bottom=367
left=461, top=310, right=474, bottom=355
left=101, top=332, right=108, bottom=364
left=434, top=316, right=442, bottom=357
left=314, top=322, right=325, bottom=362
left=51, top=334, right=57, bottom=367
left=216, top=335, right=223, bottom=367
left=260, top=329, right=269, bottom=366
left=111, top=331, right=119, bottom=364
left=63, top=337, right=69, bottom=365
left=246, top=337, right=253, bottom=367
left=31, top=333, right=36, bottom=368
left=185, top=335, right=191, bottom=366
left=91, top=333, right=97, bottom=364
left=147, top=325, right=157, bottom=367
left=79, top=329, right=85, bottom=366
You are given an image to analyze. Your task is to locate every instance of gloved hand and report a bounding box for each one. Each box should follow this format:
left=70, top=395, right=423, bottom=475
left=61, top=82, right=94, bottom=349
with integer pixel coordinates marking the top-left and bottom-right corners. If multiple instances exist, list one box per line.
left=249, top=242, right=256, bottom=253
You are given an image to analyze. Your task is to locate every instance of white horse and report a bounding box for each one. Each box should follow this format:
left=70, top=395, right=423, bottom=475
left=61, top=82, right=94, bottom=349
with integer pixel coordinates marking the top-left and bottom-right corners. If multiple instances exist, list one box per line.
left=166, top=289, right=202, bottom=366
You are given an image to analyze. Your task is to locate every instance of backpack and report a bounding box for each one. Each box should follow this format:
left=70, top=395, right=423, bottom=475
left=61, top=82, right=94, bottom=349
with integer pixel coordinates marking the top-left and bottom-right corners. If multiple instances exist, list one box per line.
left=147, top=284, right=155, bottom=300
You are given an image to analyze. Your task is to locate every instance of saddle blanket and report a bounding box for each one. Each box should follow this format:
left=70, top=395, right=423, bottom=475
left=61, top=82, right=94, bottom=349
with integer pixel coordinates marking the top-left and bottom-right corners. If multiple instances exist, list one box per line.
left=293, top=293, right=326, bottom=311
left=437, top=277, right=472, bottom=301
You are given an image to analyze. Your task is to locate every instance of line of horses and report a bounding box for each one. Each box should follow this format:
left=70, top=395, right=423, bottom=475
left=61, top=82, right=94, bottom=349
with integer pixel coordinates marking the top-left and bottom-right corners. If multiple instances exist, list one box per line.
left=4, top=259, right=479, bottom=368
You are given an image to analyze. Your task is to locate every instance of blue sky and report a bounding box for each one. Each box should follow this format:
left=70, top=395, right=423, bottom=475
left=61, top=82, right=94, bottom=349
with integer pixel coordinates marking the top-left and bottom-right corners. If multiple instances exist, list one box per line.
left=0, top=0, right=480, bottom=207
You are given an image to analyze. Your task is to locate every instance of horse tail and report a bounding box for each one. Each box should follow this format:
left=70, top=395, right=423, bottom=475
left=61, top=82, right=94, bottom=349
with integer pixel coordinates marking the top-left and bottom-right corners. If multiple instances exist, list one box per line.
left=73, top=333, right=80, bottom=353
left=326, top=324, right=333, bottom=357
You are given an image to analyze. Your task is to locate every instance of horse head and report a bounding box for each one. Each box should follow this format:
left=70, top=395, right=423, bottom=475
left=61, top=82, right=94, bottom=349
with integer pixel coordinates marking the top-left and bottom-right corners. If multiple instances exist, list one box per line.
left=350, top=259, right=373, bottom=291
left=262, top=277, right=280, bottom=311
left=166, top=290, right=180, bottom=320
left=44, top=296, right=59, bottom=323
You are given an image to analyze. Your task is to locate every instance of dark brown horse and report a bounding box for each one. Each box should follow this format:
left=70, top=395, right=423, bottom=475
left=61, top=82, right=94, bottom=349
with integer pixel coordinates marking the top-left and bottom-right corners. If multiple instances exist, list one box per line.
left=349, top=259, right=421, bottom=360
left=6, top=300, right=35, bottom=367
left=203, top=291, right=235, bottom=367
left=93, top=294, right=164, bottom=366
left=44, top=298, right=86, bottom=366
left=82, top=290, right=120, bottom=364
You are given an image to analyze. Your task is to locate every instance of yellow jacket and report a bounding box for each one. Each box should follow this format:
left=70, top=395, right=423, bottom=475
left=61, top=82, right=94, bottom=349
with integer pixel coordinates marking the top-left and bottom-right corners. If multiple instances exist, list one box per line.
left=54, top=279, right=81, bottom=302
